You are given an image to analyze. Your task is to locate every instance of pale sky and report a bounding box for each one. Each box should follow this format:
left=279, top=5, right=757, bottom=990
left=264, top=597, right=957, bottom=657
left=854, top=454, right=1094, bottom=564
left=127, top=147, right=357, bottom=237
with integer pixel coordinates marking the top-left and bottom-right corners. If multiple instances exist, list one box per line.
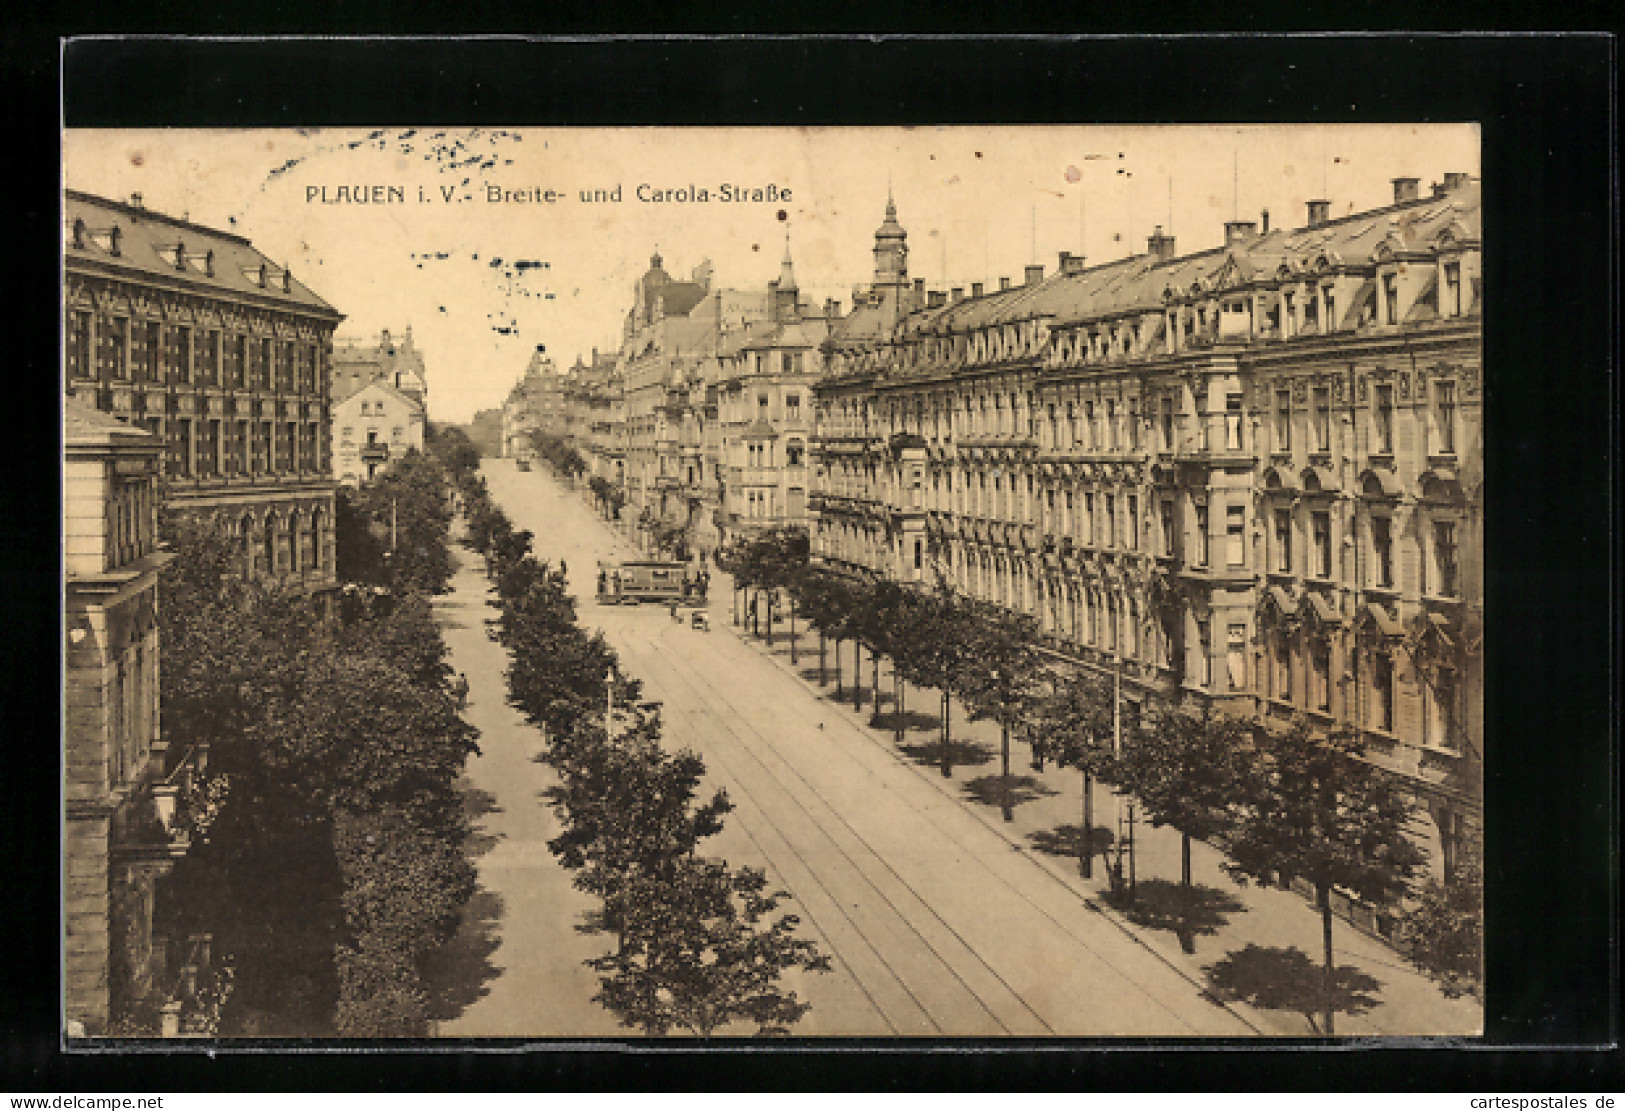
left=63, top=125, right=1479, bottom=425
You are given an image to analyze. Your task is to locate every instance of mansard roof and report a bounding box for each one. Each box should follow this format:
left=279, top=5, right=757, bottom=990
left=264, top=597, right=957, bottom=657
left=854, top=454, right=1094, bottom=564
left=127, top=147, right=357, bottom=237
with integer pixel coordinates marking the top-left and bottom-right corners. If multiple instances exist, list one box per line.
left=877, top=179, right=1481, bottom=339
left=64, top=189, right=343, bottom=320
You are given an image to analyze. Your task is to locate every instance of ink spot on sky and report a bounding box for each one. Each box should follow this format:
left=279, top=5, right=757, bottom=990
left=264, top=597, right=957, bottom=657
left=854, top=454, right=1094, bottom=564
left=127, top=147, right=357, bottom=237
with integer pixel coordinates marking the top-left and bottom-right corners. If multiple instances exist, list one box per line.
left=1064, top=165, right=1081, bottom=183
left=777, top=209, right=787, bottom=221
left=130, top=151, right=144, bottom=167
left=975, top=151, right=982, bottom=158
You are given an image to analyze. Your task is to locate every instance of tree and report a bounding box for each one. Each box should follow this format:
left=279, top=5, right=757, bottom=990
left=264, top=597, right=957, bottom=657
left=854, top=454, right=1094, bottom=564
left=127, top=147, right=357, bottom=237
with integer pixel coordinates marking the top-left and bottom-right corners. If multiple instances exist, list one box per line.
left=1394, top=827, right=1483, bottom=1000
left=587, top=858, right=831, bottom=1036
left=954, top=603, right=1044, bottom=822
left=1118, top=701, right=1250, bottom=891
left=1222, top=718, right=1427, bottom=1034
left=1029, top=668, right=1116, bottom=876
left=544, top=710, right=732, bottom=934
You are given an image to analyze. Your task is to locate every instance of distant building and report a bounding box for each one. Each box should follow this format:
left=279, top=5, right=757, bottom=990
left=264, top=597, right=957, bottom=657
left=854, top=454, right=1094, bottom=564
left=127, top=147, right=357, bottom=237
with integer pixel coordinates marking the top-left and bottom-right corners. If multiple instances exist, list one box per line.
left=332, top=325, right=429, bottom=411
left=500, top=345, right=568, bottom=457
left=63, top=189, right=343, bottom=590
left=63, top=399, right=181, bottom=1034
left=332, top=378, right=427, bottom=484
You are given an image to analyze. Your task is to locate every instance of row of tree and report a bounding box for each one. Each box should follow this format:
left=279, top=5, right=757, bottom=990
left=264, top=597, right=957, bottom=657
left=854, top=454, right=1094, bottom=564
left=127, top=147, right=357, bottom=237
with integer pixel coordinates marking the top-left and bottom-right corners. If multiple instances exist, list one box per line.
left=717, top=527, right=1482, bottom=1031
left=155, top=443, right=480, bottom=1036
left=529, top=433, right=588, bottom=480
left=454, top=473, right=829, bottom=1035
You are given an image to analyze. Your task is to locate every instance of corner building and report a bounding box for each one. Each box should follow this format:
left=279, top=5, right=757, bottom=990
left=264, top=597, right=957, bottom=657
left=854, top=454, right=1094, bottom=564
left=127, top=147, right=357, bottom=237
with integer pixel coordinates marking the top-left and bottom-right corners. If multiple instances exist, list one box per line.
left=64, top=191, right=343, bottom=588
left=811, top=178, right=1483, bottom=883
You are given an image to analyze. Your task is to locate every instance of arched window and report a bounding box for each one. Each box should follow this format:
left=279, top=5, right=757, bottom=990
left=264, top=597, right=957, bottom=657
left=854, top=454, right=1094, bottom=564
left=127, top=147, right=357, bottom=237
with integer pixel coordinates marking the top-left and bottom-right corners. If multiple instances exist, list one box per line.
left=262, top=513, right=278, bottom=579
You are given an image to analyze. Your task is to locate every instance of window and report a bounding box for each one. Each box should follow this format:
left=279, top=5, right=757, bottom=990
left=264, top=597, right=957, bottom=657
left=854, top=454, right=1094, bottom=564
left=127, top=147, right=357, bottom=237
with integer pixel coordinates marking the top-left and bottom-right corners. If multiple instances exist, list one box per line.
left=1274, top=388, right=1292, bottom=451
left=1160, top=396, right=1174, bottom=452
left=1127, top=495, right=1139, bottom=551
left=1312, top=510, right=1332, bottom=578
left=1383, top=273, right=1400, bottom=324
left=1444, top=262, right=1462, bottom=316
left=1322, top=286, right=1337, bottom=331
left=1226, top=505, right=1246, bottom=566
left=1196, top=618, right=1212, bottom=687
left=199, top=331, right=219, bottom=385
left=1428, top=667, right=1459, bottom=750
left=786, top=393, right=801, bottom=418
left=172, top=419, right=192, bottom=478
left=1225, top=393, right=1244, bottom=451
left=1160, top=499, right=1176, bottom=557
left=1194, top=502, right=1209, bottom=567
left=1433, top=520, right=1459, bottom=597
left=67, top=311, right=91, bottom=378
left=1273, top=507, right=1293, bottom=573
left=1107, top=399, right=1119, bottom=450
left=1435, top=381, right=1458, bottom=455
left=104, top=317, right=128, bottom=380
left=1374, top=383, right=1394, bottom=454
left=786, top=441, right=804, bottom=466
left=1104, top=494, right=1116, bottom=547
left=393, top=426, right=404, bottom=441
left=1310, top=640, right=1331, bottom=712
left=1083, top=492, right=1095, bottom=545
left=1371, top=653, right=1394, bottom=732
left=1084, top=401, right=1096, bottom=449
left=1270, top=631, right=1292, bottom=701
left=1227, top=624, right=1248, bottom=691
left=1313, top=386, right=1331, bottom=452
left=758, top=393, right=769, bottom=412
left=1128, top=399, right=1140, bottom=450
left=142, top=321, right=162, bottom=384
left=1371, top=515, right=1394, bottom=587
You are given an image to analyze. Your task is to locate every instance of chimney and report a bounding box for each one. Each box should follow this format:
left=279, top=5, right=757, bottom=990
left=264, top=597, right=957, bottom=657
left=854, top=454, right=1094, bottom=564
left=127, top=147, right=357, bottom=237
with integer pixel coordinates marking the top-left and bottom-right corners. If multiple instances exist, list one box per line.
left=1147, top=226, right=1176, bottom=262
left=971, top=282, right=984, bottom=298
left=1306, top=199, right=1331, bottom=227
left=1443, top=171, right=1470, bottom=190
left=927, top=290, right=947, bottom=308
left=129, top=192, right=144, bottom=210
left=1025, top=264, right=1045, bottom=285
left=951, top=287, right=965, bottom=304
left=1059, top=251, right=1087, bottom=275
left=1392, top=176, right=1421, bottom=204
left=999, top=277, right=1012, bottom=291
left=1260, top=208, right=1271, bottom=235
left=1223, top=220, right=1259, bottom=248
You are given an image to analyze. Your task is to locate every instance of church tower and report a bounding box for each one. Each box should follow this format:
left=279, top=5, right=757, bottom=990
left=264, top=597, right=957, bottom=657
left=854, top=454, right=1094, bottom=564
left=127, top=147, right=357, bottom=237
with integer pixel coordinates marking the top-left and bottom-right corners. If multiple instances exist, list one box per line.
left=872, top=188, right=909, bottom=296
left=774, top=236, right=801, bottom=323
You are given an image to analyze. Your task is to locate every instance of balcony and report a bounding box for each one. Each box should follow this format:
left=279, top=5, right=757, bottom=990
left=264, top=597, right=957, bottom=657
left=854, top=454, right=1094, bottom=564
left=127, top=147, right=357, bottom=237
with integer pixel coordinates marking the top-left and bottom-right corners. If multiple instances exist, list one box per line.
left=360, top=443, right=391, bottom=464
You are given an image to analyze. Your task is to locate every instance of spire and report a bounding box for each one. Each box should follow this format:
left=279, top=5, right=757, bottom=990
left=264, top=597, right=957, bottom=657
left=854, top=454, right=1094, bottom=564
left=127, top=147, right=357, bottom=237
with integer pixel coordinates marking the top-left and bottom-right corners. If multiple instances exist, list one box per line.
left=778, top=234, right=798, bottom=291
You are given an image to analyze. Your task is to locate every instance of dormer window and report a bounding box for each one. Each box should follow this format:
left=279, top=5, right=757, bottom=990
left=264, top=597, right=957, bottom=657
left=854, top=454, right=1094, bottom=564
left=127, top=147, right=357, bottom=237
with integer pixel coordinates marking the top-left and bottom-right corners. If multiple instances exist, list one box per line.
left=1382, top=273, right=1400, bottom=325
left=71, top=218, right=87, bottom=249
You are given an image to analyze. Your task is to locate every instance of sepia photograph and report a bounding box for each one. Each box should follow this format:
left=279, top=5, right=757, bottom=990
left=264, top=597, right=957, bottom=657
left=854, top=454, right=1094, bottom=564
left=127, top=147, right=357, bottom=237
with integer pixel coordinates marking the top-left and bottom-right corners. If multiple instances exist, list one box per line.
left=62, top=122, right=1485, bottom=1041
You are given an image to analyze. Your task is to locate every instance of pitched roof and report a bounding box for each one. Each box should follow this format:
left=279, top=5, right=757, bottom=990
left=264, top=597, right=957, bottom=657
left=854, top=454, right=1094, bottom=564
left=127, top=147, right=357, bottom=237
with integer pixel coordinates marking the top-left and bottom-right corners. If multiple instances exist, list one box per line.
left=64, top=190, right=343, bottom=320
left=63, top=394, right=157, bottom=447
left=335, top=376, right=426, bottom=418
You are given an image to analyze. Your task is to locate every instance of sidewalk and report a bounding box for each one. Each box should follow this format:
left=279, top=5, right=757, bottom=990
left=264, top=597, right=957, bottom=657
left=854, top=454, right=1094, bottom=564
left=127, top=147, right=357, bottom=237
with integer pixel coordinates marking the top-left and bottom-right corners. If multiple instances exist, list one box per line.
left=705, top=563, right=1482, bottom=1038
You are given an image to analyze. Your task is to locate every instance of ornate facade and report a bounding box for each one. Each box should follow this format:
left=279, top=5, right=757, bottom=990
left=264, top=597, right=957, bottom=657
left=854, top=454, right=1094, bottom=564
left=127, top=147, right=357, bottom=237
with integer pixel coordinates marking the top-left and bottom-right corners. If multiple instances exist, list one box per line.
left=811, top=177, right=1483, bottom=873
left=64, top=400, right=181, bottom=1033
left=64, top=190, right=343, bottom=589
